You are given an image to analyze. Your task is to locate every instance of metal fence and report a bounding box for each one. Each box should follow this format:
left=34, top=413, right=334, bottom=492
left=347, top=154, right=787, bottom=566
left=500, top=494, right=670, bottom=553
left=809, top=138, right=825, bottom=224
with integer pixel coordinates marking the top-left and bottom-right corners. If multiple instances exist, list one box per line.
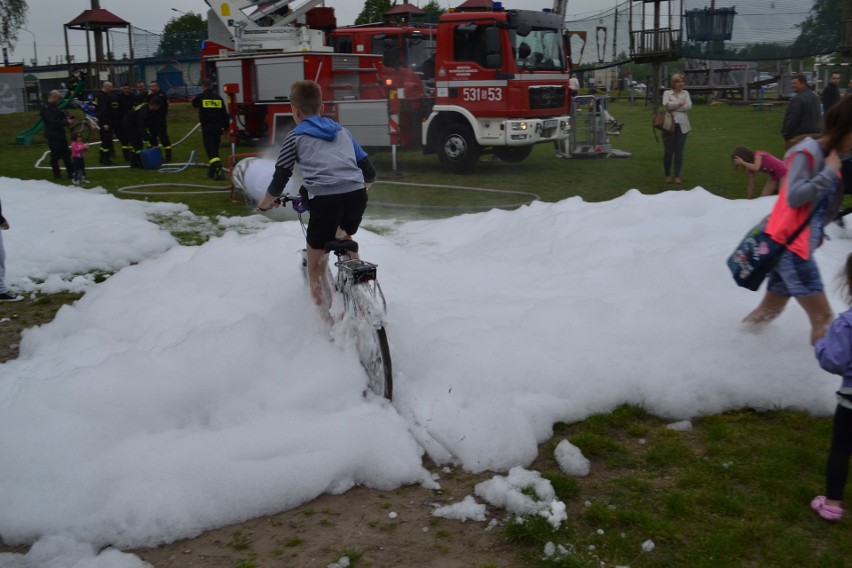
left=565, top=0, right=830, bottom=69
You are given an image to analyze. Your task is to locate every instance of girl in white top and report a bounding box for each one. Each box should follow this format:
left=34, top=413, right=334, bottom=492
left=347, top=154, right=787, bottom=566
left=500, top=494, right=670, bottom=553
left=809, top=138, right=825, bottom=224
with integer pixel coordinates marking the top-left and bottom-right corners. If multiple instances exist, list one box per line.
left=662, top=74, right=693, bottom=185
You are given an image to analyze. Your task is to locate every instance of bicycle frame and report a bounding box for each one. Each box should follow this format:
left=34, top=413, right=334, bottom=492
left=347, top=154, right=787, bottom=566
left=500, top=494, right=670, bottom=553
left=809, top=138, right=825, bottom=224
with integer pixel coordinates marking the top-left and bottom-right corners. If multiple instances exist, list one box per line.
left=272, top=193, right=393, bottom=400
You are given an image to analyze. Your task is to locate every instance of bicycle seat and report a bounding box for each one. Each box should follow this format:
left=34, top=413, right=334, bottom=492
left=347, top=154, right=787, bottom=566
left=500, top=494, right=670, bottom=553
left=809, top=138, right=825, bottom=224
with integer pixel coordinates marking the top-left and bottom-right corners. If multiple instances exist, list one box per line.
left=324, top=239, right=359, bottom=256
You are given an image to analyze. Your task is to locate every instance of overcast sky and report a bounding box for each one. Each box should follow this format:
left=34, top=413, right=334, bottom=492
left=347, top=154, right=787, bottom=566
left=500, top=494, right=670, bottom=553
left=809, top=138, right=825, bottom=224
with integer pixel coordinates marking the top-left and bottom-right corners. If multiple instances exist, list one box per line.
left=6, top=0, right=596, bottom=66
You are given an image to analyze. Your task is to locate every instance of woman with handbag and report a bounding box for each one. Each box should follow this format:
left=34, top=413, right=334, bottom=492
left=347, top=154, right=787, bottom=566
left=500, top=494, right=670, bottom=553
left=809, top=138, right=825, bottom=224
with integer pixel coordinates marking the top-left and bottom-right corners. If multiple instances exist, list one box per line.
left=662, top=74, right=692, bottom=185
left=741, top=95, right=852, bottom=344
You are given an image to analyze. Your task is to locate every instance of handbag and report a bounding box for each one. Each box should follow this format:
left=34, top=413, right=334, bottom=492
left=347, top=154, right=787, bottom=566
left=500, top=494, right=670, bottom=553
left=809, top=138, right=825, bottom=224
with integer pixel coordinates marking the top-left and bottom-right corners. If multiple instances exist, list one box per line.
left=652, top=109, right=674, bottom=142
left=726, top=193, right=828, bottom=291
left=653, top=109, right=674, bottom=133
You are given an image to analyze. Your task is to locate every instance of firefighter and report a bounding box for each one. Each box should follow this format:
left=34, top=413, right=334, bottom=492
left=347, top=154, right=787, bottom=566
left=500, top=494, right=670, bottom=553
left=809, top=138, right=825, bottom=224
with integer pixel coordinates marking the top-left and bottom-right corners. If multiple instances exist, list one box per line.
left=147, top=81, right=172, bottom=161
left=123, top=99, right=161, bottom=169
left=94, top=81, right=119, bottom=165
left=133, top=79, right=148, bottom=105
left=114, top=84, right=135, bottom=162
left=192, top=78, right=230, bottom=180
left=39, top=90, right=74, bottom=180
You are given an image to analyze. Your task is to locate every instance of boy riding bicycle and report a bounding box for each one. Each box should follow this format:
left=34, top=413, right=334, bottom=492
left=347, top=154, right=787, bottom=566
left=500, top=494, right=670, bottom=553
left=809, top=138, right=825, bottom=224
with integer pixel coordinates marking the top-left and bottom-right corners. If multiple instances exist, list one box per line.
left=258, top=80, right=376, bottom=316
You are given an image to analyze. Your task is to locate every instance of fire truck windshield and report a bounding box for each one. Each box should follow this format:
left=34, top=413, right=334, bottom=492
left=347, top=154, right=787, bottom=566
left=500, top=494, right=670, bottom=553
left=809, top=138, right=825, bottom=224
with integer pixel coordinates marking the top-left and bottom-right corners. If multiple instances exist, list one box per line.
left=370, top=32, right=436, bottom=77
left=407, top=35, right=436, bottom=77
left=511, top=28, right=565, bottom=71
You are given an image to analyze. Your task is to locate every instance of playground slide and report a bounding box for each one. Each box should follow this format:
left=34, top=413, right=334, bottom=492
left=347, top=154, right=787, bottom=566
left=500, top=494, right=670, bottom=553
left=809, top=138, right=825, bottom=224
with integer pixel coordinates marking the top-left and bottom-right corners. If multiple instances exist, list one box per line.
left=15, top=82, right=84, bottom=145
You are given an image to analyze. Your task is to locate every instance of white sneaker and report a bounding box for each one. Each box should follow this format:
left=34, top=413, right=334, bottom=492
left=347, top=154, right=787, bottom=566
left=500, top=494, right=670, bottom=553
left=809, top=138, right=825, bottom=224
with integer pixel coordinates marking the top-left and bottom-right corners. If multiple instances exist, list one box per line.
left=81, top=177, right=90, bottom=184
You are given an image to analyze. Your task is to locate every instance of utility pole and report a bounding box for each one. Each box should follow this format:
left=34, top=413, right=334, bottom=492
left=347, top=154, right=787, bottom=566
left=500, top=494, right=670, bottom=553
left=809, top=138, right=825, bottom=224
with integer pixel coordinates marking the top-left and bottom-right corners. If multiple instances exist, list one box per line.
left=91, top=0, right=105, bottom=85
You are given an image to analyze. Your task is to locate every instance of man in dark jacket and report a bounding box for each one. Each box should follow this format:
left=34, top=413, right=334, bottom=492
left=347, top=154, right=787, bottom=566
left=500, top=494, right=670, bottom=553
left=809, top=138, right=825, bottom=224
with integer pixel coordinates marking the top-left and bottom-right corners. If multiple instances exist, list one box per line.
left=781, top=74, right=822, bottom=147
left=133, top=79, right=148, bottom=106
left=822, top=72, right=841, bottom=113
left=123, top=99, right=162, bottom=168
left=114, top=84, right=135, bottom=161
left=147, top=81, right=172, bottom=161
left=94, top=81, right=119, bottom=165
left=192, top=78, right=230, bottom=180
left=39, top=90, right=74, bottom=180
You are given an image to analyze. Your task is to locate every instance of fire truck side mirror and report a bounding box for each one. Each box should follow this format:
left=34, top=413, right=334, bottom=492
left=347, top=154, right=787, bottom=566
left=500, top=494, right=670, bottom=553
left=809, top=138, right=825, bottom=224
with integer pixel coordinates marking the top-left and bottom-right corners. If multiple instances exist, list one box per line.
left=223, top=83, right=240, bottom=95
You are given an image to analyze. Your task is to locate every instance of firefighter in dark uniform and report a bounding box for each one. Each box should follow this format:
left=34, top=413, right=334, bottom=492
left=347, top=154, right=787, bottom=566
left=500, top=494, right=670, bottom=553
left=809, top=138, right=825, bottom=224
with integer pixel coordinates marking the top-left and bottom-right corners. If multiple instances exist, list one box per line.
left=123, top=98, right=162, bottom=169
left=39, top=90, right=74, bottom=180
left=133, top=79, right=148, bottom=105
left=147, top=80, right=172, bottom=161
left=94, top=81, right=119, bottom=165
left=192, top=78, right=230, bottom=180
left=114, top=84, right=135, bottom=162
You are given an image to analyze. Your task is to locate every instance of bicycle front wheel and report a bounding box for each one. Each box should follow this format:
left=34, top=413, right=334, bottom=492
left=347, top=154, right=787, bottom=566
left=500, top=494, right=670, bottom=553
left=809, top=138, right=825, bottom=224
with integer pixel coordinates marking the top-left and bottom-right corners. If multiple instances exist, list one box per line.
left=357, top=325, right=393, bottom=401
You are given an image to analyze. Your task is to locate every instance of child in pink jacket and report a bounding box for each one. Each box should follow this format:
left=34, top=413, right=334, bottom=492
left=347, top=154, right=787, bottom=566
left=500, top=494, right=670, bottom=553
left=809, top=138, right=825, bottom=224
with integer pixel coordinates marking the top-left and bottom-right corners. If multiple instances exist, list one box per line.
left=70, top=132, right=90, bottom=185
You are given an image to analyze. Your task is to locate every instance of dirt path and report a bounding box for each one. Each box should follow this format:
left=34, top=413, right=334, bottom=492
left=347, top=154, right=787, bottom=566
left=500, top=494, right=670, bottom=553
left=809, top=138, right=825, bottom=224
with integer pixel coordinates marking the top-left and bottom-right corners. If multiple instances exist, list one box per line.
left=130, top=469, right=515, bottom=568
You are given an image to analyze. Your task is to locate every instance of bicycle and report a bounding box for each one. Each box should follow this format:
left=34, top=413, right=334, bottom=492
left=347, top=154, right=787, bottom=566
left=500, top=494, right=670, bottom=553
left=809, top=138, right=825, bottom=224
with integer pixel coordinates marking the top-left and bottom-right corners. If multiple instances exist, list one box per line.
left=272, top=193, right=393, bottom=401
left=66, top=98, right=100, bottom=142
left=69, top=112, right=100, bottom=142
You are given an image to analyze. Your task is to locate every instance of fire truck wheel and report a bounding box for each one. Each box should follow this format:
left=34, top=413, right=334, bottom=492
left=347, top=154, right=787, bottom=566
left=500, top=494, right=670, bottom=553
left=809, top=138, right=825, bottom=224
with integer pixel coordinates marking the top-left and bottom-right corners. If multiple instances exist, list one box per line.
left=493, top=145, right=533, bottom=163
left=437, top=124, right=481, bottom=173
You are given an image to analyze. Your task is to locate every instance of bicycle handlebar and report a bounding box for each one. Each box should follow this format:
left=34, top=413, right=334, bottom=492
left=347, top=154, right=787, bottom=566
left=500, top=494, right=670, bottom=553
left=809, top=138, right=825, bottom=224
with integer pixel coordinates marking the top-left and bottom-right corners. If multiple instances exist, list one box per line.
left=274, top=194, right=301, bottom=205
left=256, top=194, right=305, bottom=214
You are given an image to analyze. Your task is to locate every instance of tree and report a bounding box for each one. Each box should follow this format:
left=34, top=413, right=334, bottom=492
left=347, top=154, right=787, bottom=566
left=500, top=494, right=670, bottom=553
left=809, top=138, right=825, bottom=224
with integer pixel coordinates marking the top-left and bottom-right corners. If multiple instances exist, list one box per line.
left=793, top=0, right=841, bottom=56
left=355, top=0, right=393, bottom=25
left=156, top=12, right=206, bottom=58
left=0, top=0, right=28, bottom=48
left=422, top=0, right=445, bottom=22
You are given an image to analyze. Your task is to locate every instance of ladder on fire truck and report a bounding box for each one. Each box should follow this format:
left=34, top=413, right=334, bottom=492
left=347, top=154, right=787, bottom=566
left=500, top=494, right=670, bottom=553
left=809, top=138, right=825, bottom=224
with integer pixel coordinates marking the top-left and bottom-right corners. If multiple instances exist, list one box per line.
left=207, top=0, right=325, bottom=27
left=206, top=0, right=330, bottom=52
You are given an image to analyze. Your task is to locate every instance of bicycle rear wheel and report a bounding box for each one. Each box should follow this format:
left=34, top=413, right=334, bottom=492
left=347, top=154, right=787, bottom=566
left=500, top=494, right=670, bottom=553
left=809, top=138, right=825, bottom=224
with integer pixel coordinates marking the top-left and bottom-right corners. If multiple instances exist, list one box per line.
left=356, top=324, right=393, bottom=401
left=72, top=122, right=94, bottom=142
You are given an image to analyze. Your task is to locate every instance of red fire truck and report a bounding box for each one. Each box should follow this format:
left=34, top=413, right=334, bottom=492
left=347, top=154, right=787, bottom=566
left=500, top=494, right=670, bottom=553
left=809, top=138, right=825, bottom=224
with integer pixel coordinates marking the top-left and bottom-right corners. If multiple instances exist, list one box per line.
left=203, top=0, right=571, bottom=172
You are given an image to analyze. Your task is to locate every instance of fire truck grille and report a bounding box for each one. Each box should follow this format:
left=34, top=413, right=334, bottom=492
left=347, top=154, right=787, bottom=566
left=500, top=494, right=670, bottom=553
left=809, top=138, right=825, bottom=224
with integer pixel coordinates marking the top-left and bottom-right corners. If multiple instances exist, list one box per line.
left=528, top=86, right=566, bottom=110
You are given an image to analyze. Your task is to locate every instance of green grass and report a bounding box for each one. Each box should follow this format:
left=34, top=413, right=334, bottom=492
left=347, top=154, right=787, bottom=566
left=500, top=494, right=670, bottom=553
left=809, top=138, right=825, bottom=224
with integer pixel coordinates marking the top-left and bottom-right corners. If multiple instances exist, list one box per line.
left=0, top=103, right=248, bottom=222
left=364, top=96, right=788, bottom=207
left=0, top=96, right=794, bottom=224
left=507, top=406, right=851, bottom=568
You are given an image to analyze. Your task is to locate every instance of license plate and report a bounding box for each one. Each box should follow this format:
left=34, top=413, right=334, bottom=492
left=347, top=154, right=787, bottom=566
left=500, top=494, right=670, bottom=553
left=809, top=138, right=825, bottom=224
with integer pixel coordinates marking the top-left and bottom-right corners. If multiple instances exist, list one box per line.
left=543, top=119, right=558, bottom=130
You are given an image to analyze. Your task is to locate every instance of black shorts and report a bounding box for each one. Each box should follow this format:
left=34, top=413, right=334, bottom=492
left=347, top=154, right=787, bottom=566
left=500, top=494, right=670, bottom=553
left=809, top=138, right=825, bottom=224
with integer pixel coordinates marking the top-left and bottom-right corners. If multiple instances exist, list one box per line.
left=306, top=189, right=368, bottom=250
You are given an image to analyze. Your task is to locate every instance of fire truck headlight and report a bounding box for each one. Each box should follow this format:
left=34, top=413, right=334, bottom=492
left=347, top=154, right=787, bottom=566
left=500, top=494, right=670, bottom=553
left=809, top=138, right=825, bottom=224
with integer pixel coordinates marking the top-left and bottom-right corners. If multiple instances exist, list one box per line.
left=510, top=122, right=528, bottom=131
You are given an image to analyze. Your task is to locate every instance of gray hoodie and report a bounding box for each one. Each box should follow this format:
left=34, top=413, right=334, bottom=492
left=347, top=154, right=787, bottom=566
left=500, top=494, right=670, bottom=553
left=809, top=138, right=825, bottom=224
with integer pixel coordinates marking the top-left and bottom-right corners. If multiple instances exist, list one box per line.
left=267, top=115, right=376, bottom=198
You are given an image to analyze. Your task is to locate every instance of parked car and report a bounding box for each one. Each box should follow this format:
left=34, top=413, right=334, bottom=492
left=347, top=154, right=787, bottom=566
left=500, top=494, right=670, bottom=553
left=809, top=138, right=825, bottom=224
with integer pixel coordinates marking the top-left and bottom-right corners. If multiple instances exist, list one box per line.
left=755, top=72, right=777, bottom=89
left=628, top=81, right=647, bottom=94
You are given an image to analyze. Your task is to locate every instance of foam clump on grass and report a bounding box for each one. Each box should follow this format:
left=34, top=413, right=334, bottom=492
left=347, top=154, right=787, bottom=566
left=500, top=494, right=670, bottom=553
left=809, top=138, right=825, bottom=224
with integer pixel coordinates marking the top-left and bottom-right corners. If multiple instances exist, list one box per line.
left=475, top=467, right=568, bottom=528
left=327, top=556, right=350, bottom=568
left=543, top=541, right=571, bottom=559
left=666, top=420, right=693, bottom=432
left=431, top=495, right=487, bottom=522
left=554, top=439, right=591, bottom=476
